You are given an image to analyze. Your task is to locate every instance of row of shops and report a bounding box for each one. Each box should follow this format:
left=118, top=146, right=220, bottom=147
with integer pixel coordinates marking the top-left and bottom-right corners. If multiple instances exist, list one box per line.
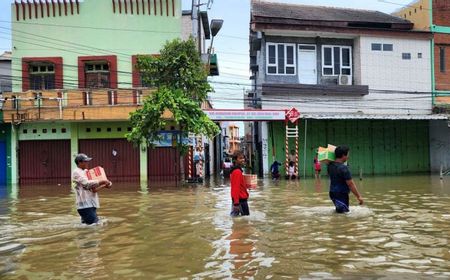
left=0, top=121, right=217, bottom=187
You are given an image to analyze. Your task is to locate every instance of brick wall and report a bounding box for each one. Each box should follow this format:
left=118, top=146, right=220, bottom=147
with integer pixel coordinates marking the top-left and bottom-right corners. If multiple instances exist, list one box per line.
left=434, top=33, right=450, bottom=90
left=433, top=0, right=450, bottom=26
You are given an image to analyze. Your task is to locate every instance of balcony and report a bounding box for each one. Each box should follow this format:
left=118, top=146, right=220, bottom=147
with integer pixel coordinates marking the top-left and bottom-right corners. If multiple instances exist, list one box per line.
left=0, top=89, right=159, bottom=123
left=261, top=83, right=369, bottom=96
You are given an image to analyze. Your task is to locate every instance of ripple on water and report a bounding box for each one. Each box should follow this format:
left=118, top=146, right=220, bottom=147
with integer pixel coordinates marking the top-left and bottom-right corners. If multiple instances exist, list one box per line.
left=0, top=242, right=25, bottom=253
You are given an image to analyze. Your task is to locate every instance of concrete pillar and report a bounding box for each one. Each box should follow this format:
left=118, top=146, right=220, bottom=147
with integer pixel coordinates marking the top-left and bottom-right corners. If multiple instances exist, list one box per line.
left=261, top=121, right=269, bottom=177
left=139, top=143, right=148, bottom=191
left=10, top=124, right=18, bottom=188
left=70, top=123, right=79, bottom=171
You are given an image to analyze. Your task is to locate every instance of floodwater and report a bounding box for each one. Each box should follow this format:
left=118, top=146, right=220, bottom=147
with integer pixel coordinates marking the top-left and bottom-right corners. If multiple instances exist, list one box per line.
left=1, top=175, right=450, bottom=279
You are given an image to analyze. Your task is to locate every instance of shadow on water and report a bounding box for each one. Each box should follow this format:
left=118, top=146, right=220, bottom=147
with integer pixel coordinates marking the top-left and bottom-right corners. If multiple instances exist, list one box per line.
left=0, top=175, right=449, bottom=279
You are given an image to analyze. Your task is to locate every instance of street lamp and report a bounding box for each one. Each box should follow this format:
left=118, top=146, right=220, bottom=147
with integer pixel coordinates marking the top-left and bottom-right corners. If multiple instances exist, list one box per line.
left=207, top=19, right=223, bottom=66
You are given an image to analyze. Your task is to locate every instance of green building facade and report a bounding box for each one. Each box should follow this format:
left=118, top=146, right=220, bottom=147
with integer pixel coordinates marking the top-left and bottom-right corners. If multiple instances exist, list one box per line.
left=7, top=0, right=185, bottom=186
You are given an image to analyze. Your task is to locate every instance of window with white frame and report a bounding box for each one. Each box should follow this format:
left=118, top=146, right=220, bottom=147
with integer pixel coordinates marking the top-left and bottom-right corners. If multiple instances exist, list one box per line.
left=322, top=45, right=352, bottom=76
left=266, top=43, right=296, bottom=75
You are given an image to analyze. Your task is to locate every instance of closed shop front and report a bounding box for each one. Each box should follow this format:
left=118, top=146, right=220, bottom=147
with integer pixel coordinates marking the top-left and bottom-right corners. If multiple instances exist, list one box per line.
left=148, top=147, right=181, bottom=187
left=0, top=141, right=6, bottom=185
left=78, top=139, right=140, bottom=183
left=19, top=140, right=71, bottom=184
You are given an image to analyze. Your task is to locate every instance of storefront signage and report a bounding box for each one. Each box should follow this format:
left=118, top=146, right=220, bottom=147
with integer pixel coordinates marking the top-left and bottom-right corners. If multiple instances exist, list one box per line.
left=204, top=110, right=286, bottom=121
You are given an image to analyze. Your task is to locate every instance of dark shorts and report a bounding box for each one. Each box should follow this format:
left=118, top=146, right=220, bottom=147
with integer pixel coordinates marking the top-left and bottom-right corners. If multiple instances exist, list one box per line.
left=329, top=192, right=349, bottom=213
left=230, top=199, right=250, bottom=216
left=77, top=207, right=99, bottom=224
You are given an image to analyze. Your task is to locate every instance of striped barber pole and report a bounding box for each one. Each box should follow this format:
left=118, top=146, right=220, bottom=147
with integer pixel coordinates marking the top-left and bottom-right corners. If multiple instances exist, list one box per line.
left=188, top=146, right=193, bottom=179
left=295, top=122, right=299, bottom=175
left=285, top=122, right=289, bottom=176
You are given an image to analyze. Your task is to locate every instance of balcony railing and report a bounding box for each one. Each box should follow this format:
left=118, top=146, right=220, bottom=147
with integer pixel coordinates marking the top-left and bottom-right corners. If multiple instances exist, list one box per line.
left=1, top=88, right=155, bottom=123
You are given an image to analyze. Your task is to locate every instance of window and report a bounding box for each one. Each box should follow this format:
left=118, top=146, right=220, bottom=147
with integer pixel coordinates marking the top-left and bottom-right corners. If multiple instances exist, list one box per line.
left=418, top=53, right=422, bottom=59
left=85, top=61, right=110, bottom=88
left=61, top=128, right=66, bottom=133
left=322, top=46, right=352, bottom=76
left=29, top=63, right=55, bottom=90
left=266, top=43, right=296, bottom=75
left=371, top=43, right=382, bottom=51
left=402, top=53, right=411, bottom=60
left=440, top=47, right=446, bottom=73
left=383, top=44, right=393, bottom=51
left=372, top=43, right=393, bottom=52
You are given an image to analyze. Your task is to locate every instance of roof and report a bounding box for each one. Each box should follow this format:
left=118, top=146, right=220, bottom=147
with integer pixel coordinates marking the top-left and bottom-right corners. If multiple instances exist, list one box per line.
left=0, top=51, right=11, bottom=61
left=251, top=1, right=413, bottom=30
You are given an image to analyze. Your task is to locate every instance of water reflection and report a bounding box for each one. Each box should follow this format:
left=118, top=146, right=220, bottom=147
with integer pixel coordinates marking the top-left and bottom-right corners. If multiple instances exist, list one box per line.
left=227, top=220, right=257, bottom=279
left=0, top=175, right=449, bottom=279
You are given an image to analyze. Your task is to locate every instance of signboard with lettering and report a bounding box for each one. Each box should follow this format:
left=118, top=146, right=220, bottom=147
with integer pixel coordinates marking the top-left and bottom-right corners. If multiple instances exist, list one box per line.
left=204, top=110, right=286, bottom=121
left=285, top=107, right=301, bottom=123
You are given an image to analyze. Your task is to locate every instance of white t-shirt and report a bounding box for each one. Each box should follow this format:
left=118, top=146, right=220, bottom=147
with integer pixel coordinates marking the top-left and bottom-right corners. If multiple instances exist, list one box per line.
left=72, top=167, right=100, bottom=209
left=288, top=166, right=295, bottom=176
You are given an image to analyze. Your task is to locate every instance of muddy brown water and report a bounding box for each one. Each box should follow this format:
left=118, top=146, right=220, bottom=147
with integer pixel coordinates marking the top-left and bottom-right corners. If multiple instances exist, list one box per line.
left=0, top=175, right=449, bottom=279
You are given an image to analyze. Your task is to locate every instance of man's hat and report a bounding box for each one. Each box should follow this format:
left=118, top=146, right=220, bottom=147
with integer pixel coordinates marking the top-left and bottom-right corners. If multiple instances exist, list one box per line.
left=74, top=153, right=92, bottom=164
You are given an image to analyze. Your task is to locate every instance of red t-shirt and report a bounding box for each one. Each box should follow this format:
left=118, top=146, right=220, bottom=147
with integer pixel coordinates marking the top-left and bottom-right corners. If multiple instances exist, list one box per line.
left=230, top=167, right=249, bottom=205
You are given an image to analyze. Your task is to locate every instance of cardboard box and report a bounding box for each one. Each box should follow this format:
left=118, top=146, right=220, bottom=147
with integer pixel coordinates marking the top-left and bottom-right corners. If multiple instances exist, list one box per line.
left=86, top=166, right=108, bottom=182
left=317, top=144, right=336, bottom=163
left=244, top=174, right=257, bottom=189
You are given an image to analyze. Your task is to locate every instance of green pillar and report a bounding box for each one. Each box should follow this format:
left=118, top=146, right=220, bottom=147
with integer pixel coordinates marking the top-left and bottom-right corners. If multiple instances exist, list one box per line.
left=70, top=123, right=79, bottom=171
left=140, top=143, right=148, bottom=191
left=429, top=0, right=436, bottom=105
left=10, top=125, right=18, bottom=185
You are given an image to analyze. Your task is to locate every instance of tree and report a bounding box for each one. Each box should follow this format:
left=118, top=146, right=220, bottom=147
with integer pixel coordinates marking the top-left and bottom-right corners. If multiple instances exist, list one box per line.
left=126, top=38, right=220, bottom=151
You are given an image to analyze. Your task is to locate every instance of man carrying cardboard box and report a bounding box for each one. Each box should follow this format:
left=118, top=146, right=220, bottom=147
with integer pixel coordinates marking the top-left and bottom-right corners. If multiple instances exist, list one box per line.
left=72, top=153, right=112, bottom=225
left=327, top=146, right=364, bottom=213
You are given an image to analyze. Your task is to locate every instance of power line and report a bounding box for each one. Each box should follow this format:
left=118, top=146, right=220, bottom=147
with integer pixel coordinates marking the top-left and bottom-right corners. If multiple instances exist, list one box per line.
left=0, top=20, right=181, bottom=34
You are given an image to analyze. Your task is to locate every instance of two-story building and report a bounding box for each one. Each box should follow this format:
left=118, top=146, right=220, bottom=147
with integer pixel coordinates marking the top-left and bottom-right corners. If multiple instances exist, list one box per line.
left=1, top=0, right=217, bottom=187
left=394, top=0, right=450, bottom=177
left=0, top=51, right=12, bottom=186
left=249, top=1, right=447, bottom=177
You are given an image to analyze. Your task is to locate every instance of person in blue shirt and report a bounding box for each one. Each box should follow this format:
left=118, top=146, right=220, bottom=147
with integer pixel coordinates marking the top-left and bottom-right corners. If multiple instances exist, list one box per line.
left=327, top=146, right=364, bottom=213
left=270, top=160, right=281, bottom=180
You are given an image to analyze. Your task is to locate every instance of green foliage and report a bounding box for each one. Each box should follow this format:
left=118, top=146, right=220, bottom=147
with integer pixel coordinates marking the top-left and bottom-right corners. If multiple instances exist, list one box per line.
left=135, top=38, right=211, bottom=101
left=127, top=38, right=220, bottom=149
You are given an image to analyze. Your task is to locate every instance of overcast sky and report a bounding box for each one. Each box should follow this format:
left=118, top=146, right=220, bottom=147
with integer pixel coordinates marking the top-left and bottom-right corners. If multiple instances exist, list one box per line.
left=0, top=0, right=415, bottom=109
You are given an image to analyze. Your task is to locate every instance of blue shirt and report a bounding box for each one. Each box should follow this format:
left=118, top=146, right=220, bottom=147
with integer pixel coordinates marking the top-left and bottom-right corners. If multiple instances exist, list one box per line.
left=327, top=162, right=352, bottom=193
left=271, top=161, right=280, bottom=173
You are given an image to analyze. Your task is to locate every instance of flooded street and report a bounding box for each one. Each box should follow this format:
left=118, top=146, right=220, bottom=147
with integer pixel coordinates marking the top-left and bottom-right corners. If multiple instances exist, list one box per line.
left=1, top=175, right=450, bottom=279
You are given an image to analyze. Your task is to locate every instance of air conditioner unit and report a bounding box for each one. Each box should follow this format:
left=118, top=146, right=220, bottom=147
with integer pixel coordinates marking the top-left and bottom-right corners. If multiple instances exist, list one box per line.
left=338, top=74, right=352, bottom=85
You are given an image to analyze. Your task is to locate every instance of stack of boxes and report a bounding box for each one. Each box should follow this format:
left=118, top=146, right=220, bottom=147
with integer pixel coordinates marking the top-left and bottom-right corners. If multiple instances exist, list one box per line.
left=318, top=144, right=336, bottom=163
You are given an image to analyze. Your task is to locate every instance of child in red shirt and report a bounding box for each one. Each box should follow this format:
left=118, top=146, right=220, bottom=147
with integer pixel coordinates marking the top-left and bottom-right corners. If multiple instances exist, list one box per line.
left=230, top=151, right=250, bottom=216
